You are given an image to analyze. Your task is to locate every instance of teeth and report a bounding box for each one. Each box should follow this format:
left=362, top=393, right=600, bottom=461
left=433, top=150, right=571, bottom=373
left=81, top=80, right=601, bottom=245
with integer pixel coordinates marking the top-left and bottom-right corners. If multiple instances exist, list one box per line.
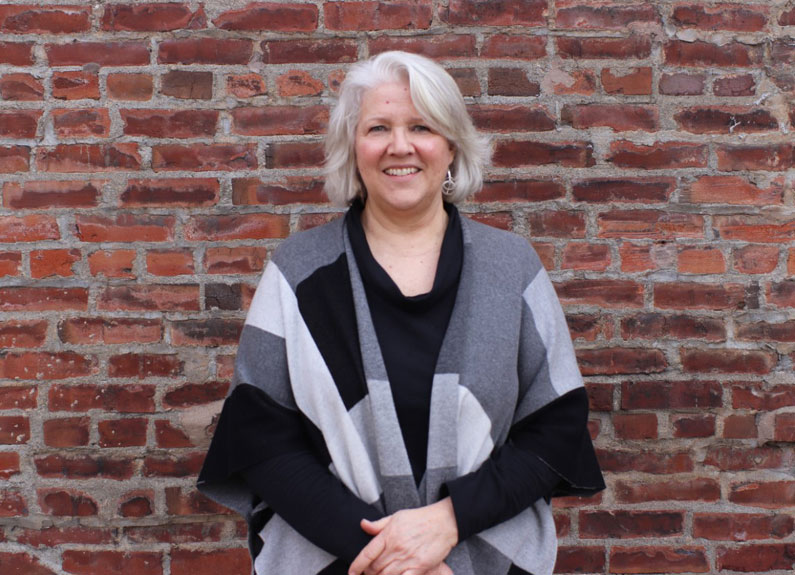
left=384, top=167, right=419, bottom=176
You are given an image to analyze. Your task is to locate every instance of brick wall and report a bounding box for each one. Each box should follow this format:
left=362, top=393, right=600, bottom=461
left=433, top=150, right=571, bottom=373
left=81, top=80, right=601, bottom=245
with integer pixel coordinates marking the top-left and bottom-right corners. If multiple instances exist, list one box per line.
left=0, top=1, right=793, bottom=573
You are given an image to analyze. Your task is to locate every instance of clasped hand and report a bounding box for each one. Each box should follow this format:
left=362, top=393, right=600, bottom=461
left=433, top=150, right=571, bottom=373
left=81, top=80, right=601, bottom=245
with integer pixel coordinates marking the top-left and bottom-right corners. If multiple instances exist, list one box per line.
left=348, top=497, right=458, bottom=575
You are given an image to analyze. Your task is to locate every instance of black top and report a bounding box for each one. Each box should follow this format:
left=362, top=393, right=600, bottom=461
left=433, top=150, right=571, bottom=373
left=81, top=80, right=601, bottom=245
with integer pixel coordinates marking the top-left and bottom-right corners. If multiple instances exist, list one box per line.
left=241, top=200, right=561, bottom=567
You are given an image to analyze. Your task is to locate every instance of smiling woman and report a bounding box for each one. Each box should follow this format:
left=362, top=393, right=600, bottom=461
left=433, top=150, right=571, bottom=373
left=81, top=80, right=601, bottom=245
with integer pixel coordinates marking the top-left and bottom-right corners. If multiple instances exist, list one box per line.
left=197, top=51, right=604, bottom=575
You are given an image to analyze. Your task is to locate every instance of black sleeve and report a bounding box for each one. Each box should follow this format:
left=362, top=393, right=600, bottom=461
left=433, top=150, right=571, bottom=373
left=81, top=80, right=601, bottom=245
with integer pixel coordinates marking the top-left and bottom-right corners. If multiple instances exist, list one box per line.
left=198, top=383, right=383, bottom=563
left=443, top=387, right=604, bottom=541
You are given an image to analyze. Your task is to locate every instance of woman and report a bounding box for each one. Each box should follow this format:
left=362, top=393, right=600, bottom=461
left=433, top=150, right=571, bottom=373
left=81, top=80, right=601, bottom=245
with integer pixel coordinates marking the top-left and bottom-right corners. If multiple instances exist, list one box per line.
left=197, top=51, right=604, bottom=575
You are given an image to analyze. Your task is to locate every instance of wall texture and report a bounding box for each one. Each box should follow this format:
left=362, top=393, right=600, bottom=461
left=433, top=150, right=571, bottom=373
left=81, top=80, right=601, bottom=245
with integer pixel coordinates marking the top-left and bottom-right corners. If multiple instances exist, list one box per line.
left=0, top=1, right=793, bottom=573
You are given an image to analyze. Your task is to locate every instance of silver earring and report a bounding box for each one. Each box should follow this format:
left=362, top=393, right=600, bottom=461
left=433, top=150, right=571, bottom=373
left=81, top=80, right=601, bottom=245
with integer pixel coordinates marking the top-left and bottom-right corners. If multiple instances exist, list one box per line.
left=442, top=169, right=454, bottom=196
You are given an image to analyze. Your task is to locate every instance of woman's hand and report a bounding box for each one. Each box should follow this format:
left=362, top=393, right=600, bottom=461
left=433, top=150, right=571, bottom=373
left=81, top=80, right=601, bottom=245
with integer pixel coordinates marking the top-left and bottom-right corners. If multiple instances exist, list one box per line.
left=348, top=497, right=458, bottom=575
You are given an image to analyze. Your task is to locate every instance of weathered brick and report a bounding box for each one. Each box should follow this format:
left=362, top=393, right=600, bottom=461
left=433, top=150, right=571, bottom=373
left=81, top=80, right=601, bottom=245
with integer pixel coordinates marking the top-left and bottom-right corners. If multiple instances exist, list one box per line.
left=613, top=413, right=658, bottom=440
left=487, top=67, right=539, bottom=96
left=325, top=1, right=431, bottom=31
left=543, top=68, right=596, bottom=94
left=121, top=178, right=219, bottom=207
left=98, top=285, right=199, bottom=312
left=226, top=73, right=267, bottom=98
left=659, top=72, right=705, bottom=95
left=596, top=449, right=692, bottom=474
left=152, top=144, right=257, bottom=171
left=716, top=144, right=793, bottom=171
left=681, top=348, right=777, bottom=374
left=158, top=38, right=252, bottom=64
left=171, top=548, right=250, bottom=575
left=203, top=247, right=268, bottom=274
left=554, top=546, right=606, bottom=574
left=30, top=249, right=80, bottom=278
left=35, top=454, right=134, bottom=480
left=610, top=546, right=709, bottom=573
left=49, top=384, right=155, bottom=413
left=672, top=414, right=715, bottom=438
left=493, top=140, right=594, bottom=167
left=162, top=381, right=229, bottom=408
left=102, top=3, right=206, bottom=31
left=563, top=104, right=657, bottom=131
left=59, top=317, right=161, bottom=345
left=616, top=478, right=720, bottom=503
left=87, top=250, right=136, bottom=278
left=482, top=35, right=547, bottom=59
left=0, top=5, right=90, bottom=33
left=714, top=74, right=756, bottom=96
left=46, top=42, right=149, bottom=66
left=557, top=36, right=651, bottom=59
left=556, top=279, right=643, bottom=307
left=598, top=210, right=703, bottom=240
left=52, top=109, right=111, bottom=138
left=108, top=353, right=183, bottom=379
left=146, top=249, right=195, bottom=276
left=52, top=71, right=99, bottom=100
left=37, top=144, right=141, bottom=172
left=622, top=380, right=722, bottom=409
left=664, top=40, right=763, bottom=67
left=119, top=491, right=154, bottom=517
left=0, top=352, right=97, bottom=380
left=75, top=214, right=174, bottom=242
left=121, top=109, right=218, bottom=138
left=683, top=176, right=783, bottom=205
left=0, top=146, right=30, bottom=173
left=214, top=3, right=318, bottom=31
left=608, top=141, right=708, bottom=169
left=233, top=177, right=324, bottom=204
left=621, top=313, right=725, bottom=341
left=369, top=34, right=476, bottom=59
left=0, top=41, right=33, bottom=65
left=555, top=2, right=659, bottom=29
left=261, top=38, right=358, bottom=64
left=98, top=418, right=147, bottom=447
left=0, top=287, right=86, bottom=311
left=38, top=489, right=97, bottom=516
left=169, top=320, right=243, bottom=348
left=3, top=180, right=101, bottom=209
left=730, top=481, right=795, bottom=508
left=107, top=73, right=153, bottom=101
left=580, top=510, right=682, bottom=539
left=0, top=320, right=47, bottom=348
left=43, top=417, right=90, bottom=447
left=0, top=110, right=40, bottom=138
left=277, top=70, right=324, bottom=97
left=160, top=70, right=213, bottom=100
left=717, top=544, right=795, bottom=572
left=672, top=4, right=768, bottom=32
left=675, top=107, right=778, bottom=134
left=577, top=348, right=666, bottom=375
left=0, top=73, right=43, bottom=101
left=230, top=106, right=328, bottom=136
left=478, top=179, right=564, bottom=202
left=713, top=214, right=795, bottom=243
left=184, top=214, right=290, bottom=241
left=561, top=243, right=610, bottom=271
left=62, top=551, right=163, bottom=575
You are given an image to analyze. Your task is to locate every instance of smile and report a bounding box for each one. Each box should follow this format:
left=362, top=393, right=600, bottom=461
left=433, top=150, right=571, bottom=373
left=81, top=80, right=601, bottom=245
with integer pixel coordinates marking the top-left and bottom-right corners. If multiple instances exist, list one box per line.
left=384, top=167, right=420, bottom=176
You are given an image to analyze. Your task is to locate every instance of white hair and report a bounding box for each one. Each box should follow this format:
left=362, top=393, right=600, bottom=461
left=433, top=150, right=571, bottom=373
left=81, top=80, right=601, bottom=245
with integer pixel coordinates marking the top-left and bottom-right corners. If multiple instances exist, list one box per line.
left=323, top=51, right=491, bottom=206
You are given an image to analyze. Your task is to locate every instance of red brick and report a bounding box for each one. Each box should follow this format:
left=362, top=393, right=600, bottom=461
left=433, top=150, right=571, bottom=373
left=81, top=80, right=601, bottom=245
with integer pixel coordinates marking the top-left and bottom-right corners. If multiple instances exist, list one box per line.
left=169, top=320, right=243, bottom=348
left=152, top=144, right=257, bottom=172
left=469, top=105, right=555, bottom=132
left=722, top=414, right=757, bottom=439
left=0, top=386, right=37, bottom=410
left=597, top=448, right=692, bottom=474
left=0, top=552, right=52, bottom=574
left=622, top=380, right=722, bottom=409
left=185, top=214, right=289, bottom=241
left=369, top=34, right=476, bottom=59
left=694, top=513, right=794, bottom=541
left=654, top=283, right=746, bottom=310
left=30, top=249, right=80, bottom=279
left=143, top=452, right=205, bottom=477
left=230, top=106, right=328, bottom=136
left=59, top=317, right=161, bottom=345
left=616, top=478, right=720, bottom=503
left=52, top=71, right=99, bottom=100
left=736, top=320, right=795, bottom=343
left=226, top=73, right=267, bottom=98
left=659, top=72, right=705, bottom=95
left=0, top=41, right=33, bottom=65
left=677, top=247, right=725, bottom=274
left=567, top=315, right=613, bottom=342
left=493, top=140, right=594, bottom=167
left=601, top=67, right=651, bottom=95
left=35, top=454, right=135, bottom=480
left=556, top=279, right=643, bottom=307
left=123, top=521, right=227, bottom=544
left=266, top=142, right=325, bottom=169
left=62, top=551, right=163, bottom=575
left=158, top=38, right=252, bottom=64
left=683, top=175, right=784, bottom=205
left=0, top=73, right=43, bottom=101
left=714, top=74, right=756, bottom=96
left=0, top=287, right=86, bottom=311
left=232, top=176, right=324, bottom=203
left=107, top=73, right=153, bottom=101
left=76, top=214, right=173, bottom=242
left=775, top=413, right=795, bottom=442
left=581, top=510, right=681, bottom=539
left=49, top=384, right=155, bottom=413
left=165, top=486, right=232, bottom=516
left=98, top=418, right=147, bottom=447
left=205, top=283, right=245, bottom=311
left=610, top=546, right=709, bottom=573
left=0, top=215, right=60, bottom=242
left=675, top=107, right=778, bottom=134
left=577, top=348, right=666, bottom=375
left=0, top=253, right=20, bottom=277
left=705, top=446, right=783, bottom=472
left=730, top=481, right=795, bottom=509
left=39, top=489, right=97, bottom=517
left=555, top=2, right=659, bottom=29
left=713, top=215, right=795, bottom=243
left=0, top=320, right=47, bottom=348
left=672, top=414, right=715, bottom=438
left=0, top=146, right=30, bottom=173
left=717, top=544, right=795, bottom=572
left=163, top=381, right=229, bottom=408
left=155, top=420, right=194, bottom=448
left=487, top=68, right=539, bottom=96
left=214, top=2, right=317, bottom=31
left=621, top=313, right=725, bottom=342
left=171, top=548, right=250, bottom=575
left=716, top=144, right=793, bottom=171
left=445, top=0, right=545, bottom=25
left=0, top=5, right=90, bottom=33
left=613, top=413, right=657, bottom=440
left=477, top=179, right=564, bottom=202
left=102, top=3, right=205, bottom=31
left=608, top=141, right=707, bottom=169
left=789, top=249, right=795, bottom=275
left=121, top=178, right=218, bottom=207
left=52, top=109, right=111, bottom=138
left=87, top=250, right=136, bottom=278
left=160, top=70, right=212, bottom=99
left=732, top=383, right=795, bottom=410
left=0, top=352, right=96, bottom=381
left=561, top=243, right=610, bottom=271
left=261, top=38, right=358, bottom=64
left=98, top=285, right=199, bottom=312
left=672, top=4, right=768, bottom=32
left=37, top=144, right=141, bottom=172
left=0, top=490, right=27, bottom=516
left=121, top=109, right=218, bottom=138
left=15, top=525, right=113, bottom=547
left=46, top=41, right=149, bottom=66
left=682, top=348, right=776, bottom=374
left=528, top=210, right=585, bottom=238
left=108, top=353, right=183, bottom=379
left=146, top=249, right=194, bottom=276
left=43, top=417, right=89, bottom=447
left=554, top=546, right=606, bottom=574
left=481, top=34, right=546, bottom=59
left=573, top=178, right=673, bottom=204
left=276, top=70, right=323, bottom=98
left=0, top=110, right=40, bottom=138
left=664, top=40, right=763, bottom=67
left=544, top=68, right=596, bottom=95
left=557, top=36, right=651, bottom=59
left=0, top=416, right=28, bottom=444
left=204, top=247, right=268, bottom=274
left=598, top=210, right=703, bottom=240
left=296, top=212, right=344, bottom=231
left=326, top=1, right=431, bottom=30
left=563, top=104, right=657, bottom=131
left=3, top=180, right=101, bottom=209
left=119, top=491, right=153, bottom=517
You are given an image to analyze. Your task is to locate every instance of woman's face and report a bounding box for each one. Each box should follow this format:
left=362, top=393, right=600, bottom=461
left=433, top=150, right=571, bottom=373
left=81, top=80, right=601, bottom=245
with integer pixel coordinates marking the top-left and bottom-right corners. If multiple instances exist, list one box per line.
left=354, top=80, right=454, bottom=219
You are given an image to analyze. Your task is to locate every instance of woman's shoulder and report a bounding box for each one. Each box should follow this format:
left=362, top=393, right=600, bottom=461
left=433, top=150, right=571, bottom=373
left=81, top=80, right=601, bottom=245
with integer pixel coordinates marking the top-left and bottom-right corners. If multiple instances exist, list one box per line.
left=269, top=214, right=347, bottom=288
left=460, top=215, right=545, bottom=275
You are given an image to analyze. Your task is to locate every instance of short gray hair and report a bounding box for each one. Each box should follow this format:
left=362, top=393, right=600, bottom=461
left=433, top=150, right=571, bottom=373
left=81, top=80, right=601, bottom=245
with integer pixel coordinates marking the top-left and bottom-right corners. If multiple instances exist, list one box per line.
left=324, top=51, right=491, bottom=206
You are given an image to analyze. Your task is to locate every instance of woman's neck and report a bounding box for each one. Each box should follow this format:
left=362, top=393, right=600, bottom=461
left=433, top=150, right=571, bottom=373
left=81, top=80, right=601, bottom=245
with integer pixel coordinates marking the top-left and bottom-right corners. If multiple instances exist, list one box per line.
left=360, top=198, right=448, bottom=257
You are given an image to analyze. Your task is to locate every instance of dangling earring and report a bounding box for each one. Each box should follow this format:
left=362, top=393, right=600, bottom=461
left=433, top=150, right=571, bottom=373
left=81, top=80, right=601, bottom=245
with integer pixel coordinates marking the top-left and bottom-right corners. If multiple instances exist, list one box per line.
left=442, top=169, right=455, bottom=196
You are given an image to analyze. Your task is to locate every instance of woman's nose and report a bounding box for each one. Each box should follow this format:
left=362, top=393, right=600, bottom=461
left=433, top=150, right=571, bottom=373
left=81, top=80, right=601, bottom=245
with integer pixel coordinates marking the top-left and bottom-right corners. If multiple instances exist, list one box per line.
left=387, top=128, right=413, bottom=155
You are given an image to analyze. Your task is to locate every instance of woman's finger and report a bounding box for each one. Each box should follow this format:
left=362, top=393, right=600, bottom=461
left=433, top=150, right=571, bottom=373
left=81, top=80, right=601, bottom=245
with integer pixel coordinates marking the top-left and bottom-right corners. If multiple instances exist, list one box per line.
left=361, top=516, right=390, bottom=535
left=348, top=534, right=386, bottom=575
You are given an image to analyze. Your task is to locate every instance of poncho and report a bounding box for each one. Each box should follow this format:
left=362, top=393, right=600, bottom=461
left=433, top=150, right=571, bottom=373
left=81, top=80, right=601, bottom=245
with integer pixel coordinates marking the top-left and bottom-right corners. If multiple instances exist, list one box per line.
left=197, top=212, right=605, bottom=575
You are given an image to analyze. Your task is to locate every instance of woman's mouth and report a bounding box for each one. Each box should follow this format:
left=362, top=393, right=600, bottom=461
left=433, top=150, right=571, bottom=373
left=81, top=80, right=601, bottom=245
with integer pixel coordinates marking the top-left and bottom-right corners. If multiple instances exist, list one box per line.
left=384, top=167, right=420, bottom=176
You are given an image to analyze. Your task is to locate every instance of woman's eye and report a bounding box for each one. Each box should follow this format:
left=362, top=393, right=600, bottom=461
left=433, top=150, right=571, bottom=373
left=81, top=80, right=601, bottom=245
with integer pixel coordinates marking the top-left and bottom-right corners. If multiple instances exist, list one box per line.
left=412, top=125, right=430, bottom=132
left=368, top=125, right=386, bottom=133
